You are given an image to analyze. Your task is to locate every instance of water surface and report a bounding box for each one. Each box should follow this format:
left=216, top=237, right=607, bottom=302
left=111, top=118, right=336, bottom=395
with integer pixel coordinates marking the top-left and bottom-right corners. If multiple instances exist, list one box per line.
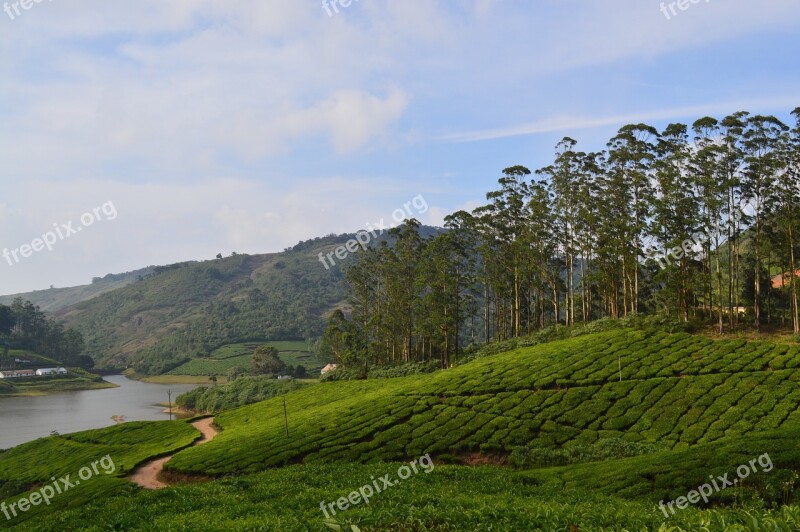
left=0, top=375, right=200, bottom=449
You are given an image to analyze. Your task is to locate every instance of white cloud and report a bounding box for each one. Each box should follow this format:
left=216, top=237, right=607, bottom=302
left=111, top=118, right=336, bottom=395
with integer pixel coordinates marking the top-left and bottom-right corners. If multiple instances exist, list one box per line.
left=441, top=96, right=800, bottom=143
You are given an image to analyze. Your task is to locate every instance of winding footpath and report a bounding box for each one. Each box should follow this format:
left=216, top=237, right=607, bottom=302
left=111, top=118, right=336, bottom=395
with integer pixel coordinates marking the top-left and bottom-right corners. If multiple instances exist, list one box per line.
left=127, top=417, right=218, bottom=490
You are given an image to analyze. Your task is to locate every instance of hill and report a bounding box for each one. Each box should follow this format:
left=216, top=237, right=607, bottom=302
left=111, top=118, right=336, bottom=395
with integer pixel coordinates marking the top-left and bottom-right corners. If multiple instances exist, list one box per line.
left=52, top=228, right=442, bottom=375
left=165, top=329, right=800, bottom=474
left=55, top=240, right=349, bottom=373
left=0, top=267, right=155, bottom=313
left=6, top=328, right=800, bottom=530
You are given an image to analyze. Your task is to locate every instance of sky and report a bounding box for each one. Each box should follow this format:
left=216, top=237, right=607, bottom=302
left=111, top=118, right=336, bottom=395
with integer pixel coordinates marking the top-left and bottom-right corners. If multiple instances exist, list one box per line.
left=0, top=0, right=798, bottom=295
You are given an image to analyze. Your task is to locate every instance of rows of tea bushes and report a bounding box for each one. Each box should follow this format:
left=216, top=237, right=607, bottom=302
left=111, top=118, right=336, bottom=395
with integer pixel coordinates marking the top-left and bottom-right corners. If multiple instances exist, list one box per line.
left=0, top=421, right=199, bottom=525
left=166, top=330, right=800, bottom=475
left=13, top=461, right=800, bottom=531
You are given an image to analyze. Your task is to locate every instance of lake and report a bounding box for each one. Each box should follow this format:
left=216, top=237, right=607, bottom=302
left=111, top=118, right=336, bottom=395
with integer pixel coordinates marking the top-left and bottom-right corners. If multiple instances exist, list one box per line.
left=0, top=375, right=200, bottom=449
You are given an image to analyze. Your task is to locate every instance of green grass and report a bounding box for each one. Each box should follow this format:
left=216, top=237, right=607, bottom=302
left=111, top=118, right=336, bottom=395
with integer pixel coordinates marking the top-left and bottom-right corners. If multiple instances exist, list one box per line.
left=168, top=341, right=321, bottom=376
left=165, top=329, right=800, bottom=475
left=0, top=421, right=199, bottom=526
left=7, top=328, right=800, bottom=530
left=166, top=355, right=253, bottom=376
left=525, top=424, right=800, bottom=504
left=9, top=462, right=800, bottom=531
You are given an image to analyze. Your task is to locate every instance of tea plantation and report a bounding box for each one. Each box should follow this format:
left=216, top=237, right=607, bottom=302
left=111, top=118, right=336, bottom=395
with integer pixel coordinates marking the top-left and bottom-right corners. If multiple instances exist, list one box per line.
left=6, top=328, right=800, bottom=531
left=166, top=329, right=800, bottom=474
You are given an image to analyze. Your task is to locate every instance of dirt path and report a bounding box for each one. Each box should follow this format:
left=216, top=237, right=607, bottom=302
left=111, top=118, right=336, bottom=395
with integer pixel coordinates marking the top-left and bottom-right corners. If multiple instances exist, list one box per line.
left=127, top=417, right=218, bottom=490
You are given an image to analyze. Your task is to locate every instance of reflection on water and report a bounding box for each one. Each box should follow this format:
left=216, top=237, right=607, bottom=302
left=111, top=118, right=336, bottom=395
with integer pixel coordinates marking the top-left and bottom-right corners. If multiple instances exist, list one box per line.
left=0, top=375, right=200, bottom=449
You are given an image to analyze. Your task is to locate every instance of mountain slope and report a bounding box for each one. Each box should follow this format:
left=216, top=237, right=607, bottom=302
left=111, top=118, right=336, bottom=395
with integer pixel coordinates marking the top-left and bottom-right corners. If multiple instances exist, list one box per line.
left=6, top=328, right=800, bottom=530
left=165, top=329, right=800, bottom=474
left=56, top=251, right=343, bottom=373
left=54, top=228, right=443, bottom=374
left=0, top=267, right=154, bottom=312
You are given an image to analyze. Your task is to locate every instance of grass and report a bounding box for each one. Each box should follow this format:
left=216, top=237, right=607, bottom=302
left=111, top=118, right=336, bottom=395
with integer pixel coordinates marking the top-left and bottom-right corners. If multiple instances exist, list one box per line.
left=10, top=462, right=800, bottom=531
left=167, top=341, right=321, bottom=376
left=0, top=421, right=199, bottom=526
left=164, top=329, right=800, bottom=475
left=7, top=328, right=800, bottom=530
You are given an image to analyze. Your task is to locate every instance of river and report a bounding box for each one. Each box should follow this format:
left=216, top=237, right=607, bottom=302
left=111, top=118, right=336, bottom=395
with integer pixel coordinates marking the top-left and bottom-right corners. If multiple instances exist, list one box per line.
left=0, top=375, right=200, bottom=449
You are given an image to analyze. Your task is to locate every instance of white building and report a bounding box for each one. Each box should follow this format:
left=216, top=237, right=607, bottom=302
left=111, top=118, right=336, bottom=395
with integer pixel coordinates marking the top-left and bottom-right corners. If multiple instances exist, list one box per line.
left=0, top=370, right=37, bottom=379
left=35, top=367, right=68, bottom=376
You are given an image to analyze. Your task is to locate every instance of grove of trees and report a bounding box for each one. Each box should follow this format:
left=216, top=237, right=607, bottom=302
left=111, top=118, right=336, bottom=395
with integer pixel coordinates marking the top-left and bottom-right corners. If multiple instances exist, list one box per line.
left=0, top=298, right=87, bottom=365
left=323, top=108, right=800, bottom=370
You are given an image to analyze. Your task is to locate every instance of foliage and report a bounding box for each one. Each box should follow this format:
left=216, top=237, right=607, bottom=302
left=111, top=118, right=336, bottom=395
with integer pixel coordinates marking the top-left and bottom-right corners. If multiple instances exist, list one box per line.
left=11, top=462, right=800, bottom=531
left=175, top=376, right=307, bottom=413
left=321, top=360, right=441, bottom=381
left=0, top=298, right=86, bottom=365
left=167, top=341, right=320, bottom=377
left=251, top=345, right=286, bottom=375
left=509, top=438, right=664, bottom=468
left=167, top=330, right=800, bottom=475
left=58, top=249, right=350, bottom=374
left=324, top=110, right=800, bottom=373
left=0, top=421, right=198, bottom=525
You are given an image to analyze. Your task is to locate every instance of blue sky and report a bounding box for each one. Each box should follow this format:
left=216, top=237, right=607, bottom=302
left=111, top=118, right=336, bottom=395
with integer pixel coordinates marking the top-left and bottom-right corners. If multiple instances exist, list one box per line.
left=0, top=0, right=798, bottom=294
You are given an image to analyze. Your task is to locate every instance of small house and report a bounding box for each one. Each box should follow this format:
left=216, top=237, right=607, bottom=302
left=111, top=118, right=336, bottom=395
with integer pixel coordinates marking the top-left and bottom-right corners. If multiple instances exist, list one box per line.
left=320, top=364, right=338, bottom=375
left=0, top=369, right=37, bottom=379
left=35, top=367, right=68, bottom=376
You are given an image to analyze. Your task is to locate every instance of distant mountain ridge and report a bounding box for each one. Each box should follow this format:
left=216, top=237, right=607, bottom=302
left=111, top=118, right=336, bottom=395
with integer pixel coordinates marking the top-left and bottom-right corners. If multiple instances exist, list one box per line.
left=0, top=267, right=156, bottom=312
left=31, top=227, right=442, bottom=374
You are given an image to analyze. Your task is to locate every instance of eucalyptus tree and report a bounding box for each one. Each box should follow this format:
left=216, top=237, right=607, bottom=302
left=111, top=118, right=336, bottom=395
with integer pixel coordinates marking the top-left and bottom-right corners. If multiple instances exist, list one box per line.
left=387, top=219, right=424, bottom=361
left=742, top=115, right=789, bottom=330
left=607, top=124, right=660, bottom=315
left=719, top=112, right=749, bottom=329
left=765, top=110, right=799, bottom=332
left=692, top=117, right=728, bottom=333
left=526, top=177, right=560, bottom=326
left=652, top=123, right=697, bottom=320
left=474, top=166, right=533, bottom=338
left=537, top=138, right=584, bottom=326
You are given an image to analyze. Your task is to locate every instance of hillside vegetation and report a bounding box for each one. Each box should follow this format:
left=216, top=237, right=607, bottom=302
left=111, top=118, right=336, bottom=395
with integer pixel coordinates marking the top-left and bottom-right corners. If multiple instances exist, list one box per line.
left=0, top=267, right=154, bottom=312
left=56, top=242, right=350, bottom=374
left=166, top=341, right=319, bottom=377
left=6, top=329, right=800, bottom=530
left=165, top=330, right=800, bottom=476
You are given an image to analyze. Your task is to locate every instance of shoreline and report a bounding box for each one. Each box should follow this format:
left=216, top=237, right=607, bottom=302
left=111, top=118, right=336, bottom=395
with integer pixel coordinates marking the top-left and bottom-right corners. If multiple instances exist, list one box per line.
left=0, top=379, right=118, bottom=398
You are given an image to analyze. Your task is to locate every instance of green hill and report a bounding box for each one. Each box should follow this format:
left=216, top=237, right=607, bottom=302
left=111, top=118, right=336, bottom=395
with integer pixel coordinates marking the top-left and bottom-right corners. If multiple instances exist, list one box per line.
left=55, top=242, right=350, bottom=374
left=48, top=228, right=447, bottom=375
left=163, top=329, right=800, bottom=475
left=6, top=328, right=800, bottom=530
left=0, top=267, right=155, bottom=313
left=52, top=229, right=447, bottom=375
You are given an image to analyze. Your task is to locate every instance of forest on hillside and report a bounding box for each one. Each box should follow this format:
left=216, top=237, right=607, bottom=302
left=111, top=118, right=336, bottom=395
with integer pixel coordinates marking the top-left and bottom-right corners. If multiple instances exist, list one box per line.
left=0, top=298, right=87, bottom=366
left=323, top=109, right=800, bottom=371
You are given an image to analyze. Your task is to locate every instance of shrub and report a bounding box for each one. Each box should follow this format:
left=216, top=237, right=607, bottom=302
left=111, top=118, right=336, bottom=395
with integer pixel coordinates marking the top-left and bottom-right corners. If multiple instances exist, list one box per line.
left=509, top=438, right=663, bottom=469
left=175, top=376, right=306, bottom=413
